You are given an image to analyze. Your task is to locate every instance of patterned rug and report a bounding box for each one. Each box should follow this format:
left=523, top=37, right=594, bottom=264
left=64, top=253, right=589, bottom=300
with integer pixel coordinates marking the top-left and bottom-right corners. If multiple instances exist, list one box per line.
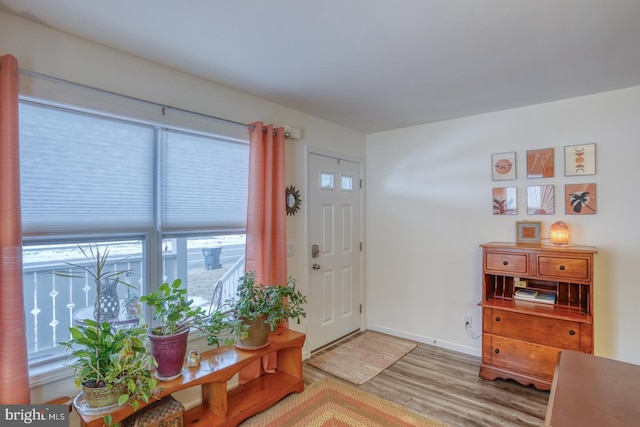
left=240, top=377, right=446, bottom=427
left=307, top=331, right=417, bottom=384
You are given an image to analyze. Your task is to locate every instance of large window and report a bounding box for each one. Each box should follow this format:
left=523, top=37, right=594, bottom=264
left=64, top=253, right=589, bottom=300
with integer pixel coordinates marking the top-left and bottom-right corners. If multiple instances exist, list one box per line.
left=19, top=97, right=249, bottom=365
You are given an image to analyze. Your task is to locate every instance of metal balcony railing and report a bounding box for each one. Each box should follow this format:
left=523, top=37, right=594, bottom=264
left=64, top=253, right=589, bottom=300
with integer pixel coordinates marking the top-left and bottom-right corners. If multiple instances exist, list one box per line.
left=24, top=246, right=246, bottom=362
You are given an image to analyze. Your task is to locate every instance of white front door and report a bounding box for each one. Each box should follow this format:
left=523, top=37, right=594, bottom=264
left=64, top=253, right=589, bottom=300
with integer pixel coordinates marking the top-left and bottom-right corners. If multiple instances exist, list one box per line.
left=307, top=153, right=362, bottom=351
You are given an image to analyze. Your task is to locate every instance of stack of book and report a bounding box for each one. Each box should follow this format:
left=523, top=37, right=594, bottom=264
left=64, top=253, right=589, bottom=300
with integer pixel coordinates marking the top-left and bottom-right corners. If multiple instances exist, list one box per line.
left=514, top=288, right=556, bottom=305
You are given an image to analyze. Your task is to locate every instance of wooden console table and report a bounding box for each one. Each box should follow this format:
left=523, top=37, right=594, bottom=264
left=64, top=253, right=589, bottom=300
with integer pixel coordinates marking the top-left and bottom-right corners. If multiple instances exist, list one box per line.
left=545, top=350, right=640, bottom=426
left=73, top=328, right=306, bottom=427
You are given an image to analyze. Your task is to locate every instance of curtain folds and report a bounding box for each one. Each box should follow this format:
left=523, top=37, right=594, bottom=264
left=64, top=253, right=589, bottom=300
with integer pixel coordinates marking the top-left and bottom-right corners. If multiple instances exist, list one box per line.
left=0, top=54, right=30, bottom=403
left=240, top=122, right=287, bottom=384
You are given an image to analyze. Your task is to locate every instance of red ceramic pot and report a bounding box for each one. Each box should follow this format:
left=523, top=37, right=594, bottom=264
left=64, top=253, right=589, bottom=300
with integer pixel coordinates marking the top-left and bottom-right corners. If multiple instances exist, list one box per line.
left=148, top=327, right=189, bottom=381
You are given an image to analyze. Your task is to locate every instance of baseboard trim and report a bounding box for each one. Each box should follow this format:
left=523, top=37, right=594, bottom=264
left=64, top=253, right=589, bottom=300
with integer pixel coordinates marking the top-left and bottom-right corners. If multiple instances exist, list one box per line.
left=365, top=323, right=482, bottom=358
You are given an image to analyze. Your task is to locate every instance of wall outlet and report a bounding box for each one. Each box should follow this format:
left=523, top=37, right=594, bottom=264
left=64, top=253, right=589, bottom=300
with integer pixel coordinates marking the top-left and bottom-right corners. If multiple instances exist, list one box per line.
left=464, top=314, right=472, bottom=329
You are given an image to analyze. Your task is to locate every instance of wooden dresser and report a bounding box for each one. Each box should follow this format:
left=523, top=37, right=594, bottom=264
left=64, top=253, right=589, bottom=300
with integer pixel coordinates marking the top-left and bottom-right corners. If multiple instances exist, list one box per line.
left=479, top=242, right=597, bottom=390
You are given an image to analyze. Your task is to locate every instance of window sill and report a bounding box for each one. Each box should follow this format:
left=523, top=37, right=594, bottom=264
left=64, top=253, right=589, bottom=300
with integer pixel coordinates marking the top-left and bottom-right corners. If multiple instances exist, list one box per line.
left=29, top=360, right=74, bottom=388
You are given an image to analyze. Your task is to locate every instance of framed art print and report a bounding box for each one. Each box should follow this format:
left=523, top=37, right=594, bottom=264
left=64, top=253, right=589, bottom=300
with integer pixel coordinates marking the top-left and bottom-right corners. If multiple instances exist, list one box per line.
left=527, top=185, right=555, bottom=215
left=493, top=187, right=517, bottom=215
left=527, top=148, right=554, bottom=178
left=492, top=152, right=516, bottom=181
left=565, top=183, right=597, bottom=214
left=516, top=221, right=542, bottom=244
left=564, top=143, right=596, bottom=176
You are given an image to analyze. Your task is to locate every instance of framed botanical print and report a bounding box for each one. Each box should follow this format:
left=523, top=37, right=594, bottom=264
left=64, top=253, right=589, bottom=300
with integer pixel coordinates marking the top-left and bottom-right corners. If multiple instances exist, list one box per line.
left=565, top=183, right=597, bottom=214
left=527, top=148, right=554, bottom=178
left=564, top=143, right=596, bottom=176
left=492, top=152, right=516, bottom=181
left=527, top=185, right=555, bottom=215
left=516, top=221, right=542, bottom=244
left=493, top=187, right=517, bottom=215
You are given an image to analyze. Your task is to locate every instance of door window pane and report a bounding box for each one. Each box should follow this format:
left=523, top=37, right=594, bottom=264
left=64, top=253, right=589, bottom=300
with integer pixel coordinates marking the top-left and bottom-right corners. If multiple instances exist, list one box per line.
left=321, top=172, right=335, bottom=189
left=341, top=175, right=354, bottom=191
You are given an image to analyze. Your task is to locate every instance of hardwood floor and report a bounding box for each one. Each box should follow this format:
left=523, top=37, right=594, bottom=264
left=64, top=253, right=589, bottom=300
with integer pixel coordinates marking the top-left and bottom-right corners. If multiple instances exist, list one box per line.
left=303, top=332, right=549, bottom=427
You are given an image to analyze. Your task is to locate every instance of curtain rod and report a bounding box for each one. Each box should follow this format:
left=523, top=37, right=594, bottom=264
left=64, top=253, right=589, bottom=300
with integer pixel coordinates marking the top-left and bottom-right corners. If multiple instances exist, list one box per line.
left=18, top=68, right=252, bottom=130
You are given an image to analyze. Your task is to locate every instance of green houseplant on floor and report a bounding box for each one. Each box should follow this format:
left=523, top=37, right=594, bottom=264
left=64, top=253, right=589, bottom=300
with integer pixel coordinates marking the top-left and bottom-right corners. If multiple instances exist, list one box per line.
left=226, top=271, right=307, bottom=349
left=140, top=278, right=233, bottom=380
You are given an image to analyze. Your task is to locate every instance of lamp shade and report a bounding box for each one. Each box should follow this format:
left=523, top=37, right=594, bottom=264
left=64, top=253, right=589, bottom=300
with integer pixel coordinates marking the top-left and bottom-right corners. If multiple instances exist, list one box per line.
left=550, top=221, right=569, bottom=245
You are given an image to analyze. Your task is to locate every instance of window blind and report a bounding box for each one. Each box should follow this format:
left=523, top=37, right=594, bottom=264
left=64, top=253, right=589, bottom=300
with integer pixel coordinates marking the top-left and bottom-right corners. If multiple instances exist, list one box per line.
left=19, top=102, right=156, bottom=235
left=160, top=129, right=249, bottom=233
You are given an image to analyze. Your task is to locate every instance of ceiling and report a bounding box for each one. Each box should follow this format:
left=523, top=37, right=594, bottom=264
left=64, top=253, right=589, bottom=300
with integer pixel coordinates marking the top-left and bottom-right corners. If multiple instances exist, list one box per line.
left=2, top=0, right=640, bottom=134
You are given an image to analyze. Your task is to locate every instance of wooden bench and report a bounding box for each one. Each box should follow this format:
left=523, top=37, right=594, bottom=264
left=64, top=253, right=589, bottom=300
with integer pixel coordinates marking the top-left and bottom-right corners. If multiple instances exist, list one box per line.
left=74, top=328, right=305, bottom=427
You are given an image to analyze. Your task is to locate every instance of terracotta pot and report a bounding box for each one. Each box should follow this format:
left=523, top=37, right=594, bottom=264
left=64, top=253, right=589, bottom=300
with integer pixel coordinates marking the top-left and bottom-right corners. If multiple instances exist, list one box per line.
left=237, top=315, right=270, bottom=349
left=148, top=327, right=189, bottom=380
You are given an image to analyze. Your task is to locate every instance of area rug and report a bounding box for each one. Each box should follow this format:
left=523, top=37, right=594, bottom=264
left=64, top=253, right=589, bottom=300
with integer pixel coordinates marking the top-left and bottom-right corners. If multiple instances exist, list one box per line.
left=240, top=377, right=446, bottom=427
left=307, top=331, right=417, bottom=384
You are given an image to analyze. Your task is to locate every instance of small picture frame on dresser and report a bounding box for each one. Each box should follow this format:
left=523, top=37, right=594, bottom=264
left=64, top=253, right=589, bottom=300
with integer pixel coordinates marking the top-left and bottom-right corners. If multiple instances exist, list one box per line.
left=516, top=221, right=542, bottom=244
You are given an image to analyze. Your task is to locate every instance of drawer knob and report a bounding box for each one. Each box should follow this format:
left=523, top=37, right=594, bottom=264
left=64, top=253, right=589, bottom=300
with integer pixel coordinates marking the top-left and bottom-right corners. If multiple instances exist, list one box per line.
left=569, top=330, right=575, bottom=336
left=495, top=316, right=501, bottom=322
left=502, top=261, right=508, bottom=266
left=494, top=348, right=500, bottom=354
left=559, top=265, right=566, bottom=271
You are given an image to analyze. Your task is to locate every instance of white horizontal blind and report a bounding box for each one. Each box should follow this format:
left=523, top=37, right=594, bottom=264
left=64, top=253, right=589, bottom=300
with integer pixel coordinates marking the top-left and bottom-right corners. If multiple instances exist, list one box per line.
left=19, top=102, right=155, bottom=235
left=160, top=130, right=249, bottom=233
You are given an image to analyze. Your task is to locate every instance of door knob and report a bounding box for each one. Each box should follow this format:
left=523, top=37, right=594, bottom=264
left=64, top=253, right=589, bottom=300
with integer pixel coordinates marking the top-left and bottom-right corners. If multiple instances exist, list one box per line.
left=312, top=263, right=321, bottom=270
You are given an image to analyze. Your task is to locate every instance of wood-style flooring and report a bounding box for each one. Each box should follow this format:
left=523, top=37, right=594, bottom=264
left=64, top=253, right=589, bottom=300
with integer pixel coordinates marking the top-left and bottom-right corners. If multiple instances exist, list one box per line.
left=303, top=332, right=549, bottom=427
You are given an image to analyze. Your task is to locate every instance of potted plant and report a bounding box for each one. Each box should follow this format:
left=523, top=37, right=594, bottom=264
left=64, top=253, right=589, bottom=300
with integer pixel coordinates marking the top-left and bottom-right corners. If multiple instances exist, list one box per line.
left=59, top=320, right=157, bottom=416
left=140, top=279, right=233, bottom=380
left=226, top=271, right=307, bottom=349
left=55, top=244, right=155, bottom=416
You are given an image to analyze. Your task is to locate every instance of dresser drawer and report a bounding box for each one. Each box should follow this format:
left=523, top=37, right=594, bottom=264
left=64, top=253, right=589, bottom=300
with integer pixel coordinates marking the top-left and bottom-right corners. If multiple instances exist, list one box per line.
left=484, top=309, right=581, bottom=350
left=485, top=252, right=528, bottom=275
left=537, top=256, right=590, bottom=281
left=483, top=335, right=559, bottom=381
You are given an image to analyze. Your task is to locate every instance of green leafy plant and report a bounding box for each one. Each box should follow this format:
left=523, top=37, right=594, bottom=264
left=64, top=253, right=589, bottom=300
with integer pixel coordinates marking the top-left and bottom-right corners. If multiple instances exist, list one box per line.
left=59, top=320, right=157, bottom=410
left=55, top=244, right=155, bottom=423
left=226, top=271, right=307, bottom=340
left=140, top=278, right=233, bottom=346
left=140, top=279, right=204, bottom=336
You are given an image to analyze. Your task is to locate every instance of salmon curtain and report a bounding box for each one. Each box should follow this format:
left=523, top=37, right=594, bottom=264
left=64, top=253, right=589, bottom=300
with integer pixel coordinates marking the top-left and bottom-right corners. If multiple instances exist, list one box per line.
left=0, top=54, right=30, bottom=403
left=240, top=122, right=287, bottom=383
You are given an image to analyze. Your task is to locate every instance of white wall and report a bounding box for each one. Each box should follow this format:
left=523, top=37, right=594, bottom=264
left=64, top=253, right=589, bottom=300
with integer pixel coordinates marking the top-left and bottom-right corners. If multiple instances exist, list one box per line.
left=366, top=86, right=640, bottom=364
left=0, top=9, right=366, bottom=412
